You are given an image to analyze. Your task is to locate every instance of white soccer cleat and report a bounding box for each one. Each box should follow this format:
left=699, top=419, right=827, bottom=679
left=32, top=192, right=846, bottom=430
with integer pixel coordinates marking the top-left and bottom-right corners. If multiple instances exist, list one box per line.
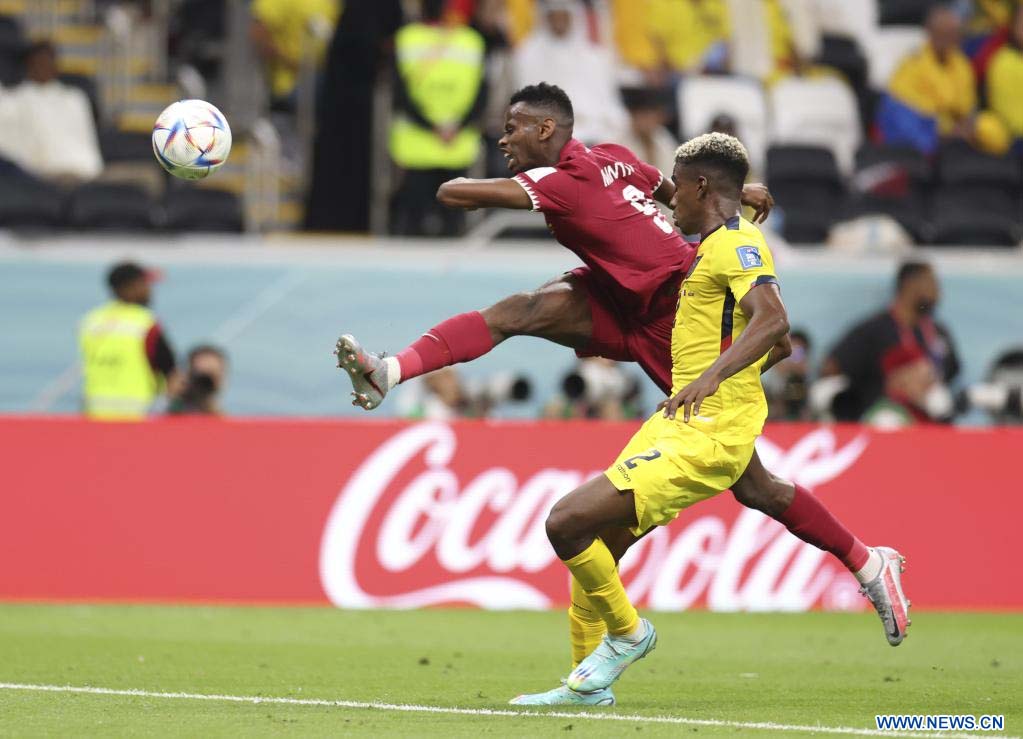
left=566, top=618, right=657, bottom=692
left=333, top=334, right=392, bottom=411
left=860, top=546, right=912, bottom=646
left=509, top=681, right=615, bottom=706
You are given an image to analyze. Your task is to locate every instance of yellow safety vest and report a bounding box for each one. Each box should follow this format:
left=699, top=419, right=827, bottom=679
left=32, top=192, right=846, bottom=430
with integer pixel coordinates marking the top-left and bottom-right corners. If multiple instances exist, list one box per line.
left=79, top=301, right=160, bottom=420
left=389, top=22, right=485, bottom=170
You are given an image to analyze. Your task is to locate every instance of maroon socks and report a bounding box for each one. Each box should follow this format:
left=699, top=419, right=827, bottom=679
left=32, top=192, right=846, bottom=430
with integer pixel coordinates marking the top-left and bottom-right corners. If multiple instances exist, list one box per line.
left=777, top=484, right=870, bottom=571
left=395, top=311, right=495, bottom=381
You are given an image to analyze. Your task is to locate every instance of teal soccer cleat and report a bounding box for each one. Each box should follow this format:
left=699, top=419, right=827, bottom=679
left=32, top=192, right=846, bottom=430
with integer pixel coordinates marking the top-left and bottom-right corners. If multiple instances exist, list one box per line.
left=509, top=681, right=615, bottom=706
left=565, top=618, right=657, bottom=693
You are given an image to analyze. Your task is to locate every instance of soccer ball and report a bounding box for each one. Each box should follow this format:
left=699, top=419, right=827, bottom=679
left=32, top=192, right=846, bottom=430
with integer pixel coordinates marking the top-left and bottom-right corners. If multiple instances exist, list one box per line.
left=152, top=99, right=232, bottom=180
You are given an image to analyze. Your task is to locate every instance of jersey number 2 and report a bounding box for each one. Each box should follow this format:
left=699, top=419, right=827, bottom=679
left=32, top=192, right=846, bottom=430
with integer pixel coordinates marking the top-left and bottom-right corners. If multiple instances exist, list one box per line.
left=623, top=449, right=662, bottom=469
left=622, top=185, right=673, bottom=234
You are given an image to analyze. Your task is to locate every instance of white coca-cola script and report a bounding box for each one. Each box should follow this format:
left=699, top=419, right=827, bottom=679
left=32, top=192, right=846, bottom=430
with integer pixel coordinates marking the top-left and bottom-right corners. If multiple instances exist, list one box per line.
left=319, top=423, right=868, bottom=611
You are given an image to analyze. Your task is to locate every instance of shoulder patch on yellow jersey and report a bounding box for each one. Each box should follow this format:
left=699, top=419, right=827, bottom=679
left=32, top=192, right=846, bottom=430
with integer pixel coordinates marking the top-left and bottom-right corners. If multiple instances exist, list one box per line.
left=735, top=245, right=763, bottom=270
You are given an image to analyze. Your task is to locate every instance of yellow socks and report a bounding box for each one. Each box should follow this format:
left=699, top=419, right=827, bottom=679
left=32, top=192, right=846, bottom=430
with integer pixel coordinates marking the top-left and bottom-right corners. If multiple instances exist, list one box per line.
left=563, top=538, right=639, bottom=637
left=568, top=577, right=606, bottom=667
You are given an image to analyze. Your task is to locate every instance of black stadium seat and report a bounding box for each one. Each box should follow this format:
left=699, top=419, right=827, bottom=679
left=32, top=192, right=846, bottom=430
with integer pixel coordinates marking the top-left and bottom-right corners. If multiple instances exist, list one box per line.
left=0, top=173, right=66, bottom=227
left=847, top=144, right=932, bottom=241
left=937, top=141, right=1023, bottom=189
left=163, top=187, right=244, bottom=232
left=767, top=145, right=845, bottom=243
left=0, top=15, right=24, bottom=86
left=99, top=128, right=155, bottom=163
left=929, top=187, right=1021, bottom=247
left=68, top=182, right=155, bottom=230
left=879, top=0, right=937, bottom=26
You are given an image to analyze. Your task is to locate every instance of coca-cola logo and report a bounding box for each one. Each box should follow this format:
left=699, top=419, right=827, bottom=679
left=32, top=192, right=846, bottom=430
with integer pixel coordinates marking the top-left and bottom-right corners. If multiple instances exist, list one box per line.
left=319, top=423, right=868, bottom=611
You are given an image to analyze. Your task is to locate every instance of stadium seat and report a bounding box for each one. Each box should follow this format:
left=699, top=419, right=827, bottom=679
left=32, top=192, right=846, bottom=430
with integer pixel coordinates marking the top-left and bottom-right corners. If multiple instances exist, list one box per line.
left=936, top=141, right=1023, bottom=190
left=767, top=145, right=845, bottom=243
left=816, top=35, right=869, bottom=91
left=68, top=183, right=155, bottom=230
left=678, top=75, right=769, bottom=175
left=813, top=0, right=879, bottom=52
left=855, top=142, right=932, bottom=185
left=99, top=129, right=155, bottom=163
left=878, top=0, right=935, bottom=25
left=163, top=187, right=244, bottom=232
left=0, top=15, right=23, bottom=85
left=0, top=15, right=24, bottom=52
left=848, top=144, right=932, bottom=241
left=768, top=77, right=862, bottom=174
left=929, top=187, right=1022, bottom=247
left=865, top=26, right=925, bottom=90
left=0, top=173, right=66, bottom=227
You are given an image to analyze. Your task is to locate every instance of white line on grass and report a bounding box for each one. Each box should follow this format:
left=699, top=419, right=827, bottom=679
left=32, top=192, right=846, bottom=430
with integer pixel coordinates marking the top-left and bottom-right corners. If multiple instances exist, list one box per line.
left=0, top=683, right=1014, bottom=739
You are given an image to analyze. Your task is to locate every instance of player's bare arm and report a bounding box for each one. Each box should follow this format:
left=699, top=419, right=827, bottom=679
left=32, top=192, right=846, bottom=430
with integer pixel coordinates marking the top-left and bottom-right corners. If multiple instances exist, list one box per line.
left=436, top=177, right=533, bottom=210
left=661, top=282, right=789, bottom=422
left=653, top=180, right=774, bottom=224
left=761, top=333, right=793, bottom=374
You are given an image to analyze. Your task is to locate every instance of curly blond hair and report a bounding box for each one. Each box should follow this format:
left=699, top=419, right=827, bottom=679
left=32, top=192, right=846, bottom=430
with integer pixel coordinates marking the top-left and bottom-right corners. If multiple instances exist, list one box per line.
left=674, top=132, right=750, bottom=189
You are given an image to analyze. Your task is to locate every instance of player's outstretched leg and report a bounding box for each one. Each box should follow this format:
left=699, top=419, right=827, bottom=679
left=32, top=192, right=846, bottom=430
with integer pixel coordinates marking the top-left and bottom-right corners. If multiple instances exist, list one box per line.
left=334, top=274, right=592, bottom=410
left=545, top=477, right=657, bottom=693
left=731, top=453, right=911, bottom=645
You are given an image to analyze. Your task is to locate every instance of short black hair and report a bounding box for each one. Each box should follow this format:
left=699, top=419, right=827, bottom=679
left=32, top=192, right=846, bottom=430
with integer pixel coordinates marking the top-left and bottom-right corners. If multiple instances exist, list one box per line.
left=896, top=261, right=933, bottom=292
left=23, top=39, right=55, bottom=63
left=509, top=82, right=574, bottom=126
left=674, top=132, right=750, bottom=192
left=107, top=261, right=146, bottom=292
left=188, top=344, right=228, bottom=364
left=421, top=0, right=446, bottom=21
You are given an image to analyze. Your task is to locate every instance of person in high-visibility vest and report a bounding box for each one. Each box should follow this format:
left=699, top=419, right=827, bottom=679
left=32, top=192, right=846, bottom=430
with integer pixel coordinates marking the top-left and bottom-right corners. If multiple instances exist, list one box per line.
left=389, top=0, right=486, bottom=236
left=79, top=262, right=179, bottom=420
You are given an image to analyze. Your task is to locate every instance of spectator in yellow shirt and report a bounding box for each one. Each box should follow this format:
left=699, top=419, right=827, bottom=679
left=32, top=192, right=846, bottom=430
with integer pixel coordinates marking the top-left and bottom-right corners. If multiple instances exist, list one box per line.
left=985, top=5, right=1023, bottom=143
left=886, top=6, right=977, bottom=140
left=250, top=0, right=341, bottom=108
left=612, top=0, right=730, bottom=81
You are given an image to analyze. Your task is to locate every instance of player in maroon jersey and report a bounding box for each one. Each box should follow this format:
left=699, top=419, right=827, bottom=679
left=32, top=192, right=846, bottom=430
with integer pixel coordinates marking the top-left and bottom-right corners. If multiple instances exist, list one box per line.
left=335, top=84, right=906, bottom=699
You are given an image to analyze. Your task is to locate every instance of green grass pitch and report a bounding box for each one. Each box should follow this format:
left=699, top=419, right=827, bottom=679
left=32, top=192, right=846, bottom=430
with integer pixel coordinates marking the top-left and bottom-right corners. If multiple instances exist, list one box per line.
left=0, top=604, right=1019, bottom=737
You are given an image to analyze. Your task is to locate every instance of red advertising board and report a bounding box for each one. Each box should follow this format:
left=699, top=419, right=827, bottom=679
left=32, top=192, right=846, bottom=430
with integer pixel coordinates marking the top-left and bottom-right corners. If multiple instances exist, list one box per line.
left=0, top=417, right=1019, bottom=610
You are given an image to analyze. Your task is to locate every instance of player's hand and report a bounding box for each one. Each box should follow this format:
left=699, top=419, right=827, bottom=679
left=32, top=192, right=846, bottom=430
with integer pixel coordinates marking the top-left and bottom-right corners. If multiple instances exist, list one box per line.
left=658, top=372, right=721, bottom=423
left=740, top=183, right=774, bottom=224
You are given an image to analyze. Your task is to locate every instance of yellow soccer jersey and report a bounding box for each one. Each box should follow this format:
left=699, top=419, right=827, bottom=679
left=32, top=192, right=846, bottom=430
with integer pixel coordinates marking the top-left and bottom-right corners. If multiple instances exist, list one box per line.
left=670, top=215, right=778, bottom=444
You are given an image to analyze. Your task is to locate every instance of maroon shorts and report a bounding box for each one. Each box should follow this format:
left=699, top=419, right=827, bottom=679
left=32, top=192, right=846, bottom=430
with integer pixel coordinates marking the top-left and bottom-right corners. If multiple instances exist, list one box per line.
left=570, top=267, right=681, bottom=395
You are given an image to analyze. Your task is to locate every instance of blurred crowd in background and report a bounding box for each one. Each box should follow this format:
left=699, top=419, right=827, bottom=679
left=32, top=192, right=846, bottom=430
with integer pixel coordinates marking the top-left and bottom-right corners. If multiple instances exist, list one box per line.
left=0, top=0, right=1020, bottom=242
left=81, top=257, right=1022, bottom=426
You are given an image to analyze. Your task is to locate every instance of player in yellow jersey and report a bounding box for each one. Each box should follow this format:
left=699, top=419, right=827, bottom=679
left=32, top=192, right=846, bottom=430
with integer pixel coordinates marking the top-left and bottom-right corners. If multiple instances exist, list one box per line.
left=533, top=133, right=910, bottom=700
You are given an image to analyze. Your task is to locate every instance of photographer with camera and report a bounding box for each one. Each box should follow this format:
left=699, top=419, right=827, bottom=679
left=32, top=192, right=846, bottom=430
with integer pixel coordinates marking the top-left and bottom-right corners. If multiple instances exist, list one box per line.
left=543, top=358, right=644, bottom=421
left=167, top=345, right=229, bottom=416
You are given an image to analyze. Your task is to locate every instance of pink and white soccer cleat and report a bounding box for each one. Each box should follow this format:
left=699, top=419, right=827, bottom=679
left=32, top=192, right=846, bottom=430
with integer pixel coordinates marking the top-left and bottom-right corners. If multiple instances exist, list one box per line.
left=860, top=546, right=912, bottom=646
left=334, top=334, right=393, bottom=411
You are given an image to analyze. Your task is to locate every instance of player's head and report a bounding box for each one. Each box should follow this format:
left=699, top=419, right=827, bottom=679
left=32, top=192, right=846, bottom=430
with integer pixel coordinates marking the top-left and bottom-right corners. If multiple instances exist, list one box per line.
left=895, top=261, right=939, bottom=316
left=107, top=261, right=153, bottom=306
left=420, top=0, right=446, bottom=22
left=670, top=132, right=749, bottom=234
left=499, top=82, right=574, bottom=172
left=24, top=40, right=58, bottom=84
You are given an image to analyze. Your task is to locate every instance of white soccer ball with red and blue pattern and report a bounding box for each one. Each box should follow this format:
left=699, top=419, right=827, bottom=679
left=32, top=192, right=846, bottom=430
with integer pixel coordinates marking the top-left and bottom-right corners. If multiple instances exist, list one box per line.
left=152, top=100, right=232, bottom=180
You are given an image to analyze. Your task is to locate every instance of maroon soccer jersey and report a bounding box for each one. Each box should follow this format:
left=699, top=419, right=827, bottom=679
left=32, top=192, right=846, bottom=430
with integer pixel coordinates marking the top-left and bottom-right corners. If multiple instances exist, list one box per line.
left=512, top=139, right=696, bottom=317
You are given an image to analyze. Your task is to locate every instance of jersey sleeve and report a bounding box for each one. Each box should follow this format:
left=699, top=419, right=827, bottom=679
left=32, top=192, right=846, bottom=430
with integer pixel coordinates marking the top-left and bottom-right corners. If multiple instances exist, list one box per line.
left=636, top=160, right=664, bottom=193
left=715, top=235, right=778, bottom=304
left=512, top=166, right=579, bottom=215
